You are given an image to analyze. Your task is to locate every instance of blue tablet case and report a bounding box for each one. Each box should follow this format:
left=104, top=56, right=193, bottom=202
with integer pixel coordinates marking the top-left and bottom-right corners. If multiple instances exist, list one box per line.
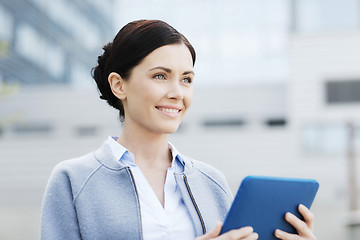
left=220, top=176, right=319, bottom=239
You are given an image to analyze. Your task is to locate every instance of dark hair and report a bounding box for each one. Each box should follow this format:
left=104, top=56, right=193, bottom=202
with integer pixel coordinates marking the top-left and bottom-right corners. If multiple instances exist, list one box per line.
left=91, top=20, right=196, bottom=121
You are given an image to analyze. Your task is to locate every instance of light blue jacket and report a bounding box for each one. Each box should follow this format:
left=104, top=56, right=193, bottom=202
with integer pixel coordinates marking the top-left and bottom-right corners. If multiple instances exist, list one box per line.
left=41, top=140, right=233, bottom=240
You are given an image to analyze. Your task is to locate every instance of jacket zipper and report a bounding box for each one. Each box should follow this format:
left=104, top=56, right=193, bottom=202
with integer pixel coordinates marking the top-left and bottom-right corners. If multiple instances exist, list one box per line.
left=128, top=167, right=144, bottom=240
left=183, top=175, right=206, bottom=234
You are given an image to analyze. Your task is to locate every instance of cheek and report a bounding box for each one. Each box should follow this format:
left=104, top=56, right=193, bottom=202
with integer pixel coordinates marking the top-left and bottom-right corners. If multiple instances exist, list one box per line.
left=132, top=83, right=166, bottom=107
left=184, top=89, right=193, bottom=108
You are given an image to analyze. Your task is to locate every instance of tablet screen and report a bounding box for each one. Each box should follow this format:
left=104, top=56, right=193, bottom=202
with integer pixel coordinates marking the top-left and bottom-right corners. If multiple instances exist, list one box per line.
left=220, top=176, right=319, bottom=239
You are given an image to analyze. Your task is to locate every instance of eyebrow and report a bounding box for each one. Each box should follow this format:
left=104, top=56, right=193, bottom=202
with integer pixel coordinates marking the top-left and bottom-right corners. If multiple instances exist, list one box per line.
left=148, top=66, right=194, bottom=75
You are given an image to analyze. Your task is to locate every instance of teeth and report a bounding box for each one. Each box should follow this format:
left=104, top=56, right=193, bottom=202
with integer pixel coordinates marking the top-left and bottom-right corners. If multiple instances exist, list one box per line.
left=158, top=108, right=179, bottom=113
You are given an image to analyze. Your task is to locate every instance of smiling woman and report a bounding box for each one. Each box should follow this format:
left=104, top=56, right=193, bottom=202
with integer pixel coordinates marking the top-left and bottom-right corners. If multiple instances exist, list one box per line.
left=40, top=20, right=316, bottom=240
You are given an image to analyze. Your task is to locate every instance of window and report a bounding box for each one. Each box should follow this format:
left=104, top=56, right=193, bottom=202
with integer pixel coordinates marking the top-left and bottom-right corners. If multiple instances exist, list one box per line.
left=202, top=118, right=246, bottom=127
left=326, top=79, right=360, bottom=104
left=0, top=5, right=13, bottom=59
left=12, top=122, right=53, bottom=135
left=295, top=0, right=359, bottom=33
left=301, top=123, right=360, bottom=156
left=0, top=5, right=13, bottom=40
left=75, top=126, right=98, bottom=137
left=15, top=24, right=65, bottom=78
left=264, top=118, right=287, bottom=127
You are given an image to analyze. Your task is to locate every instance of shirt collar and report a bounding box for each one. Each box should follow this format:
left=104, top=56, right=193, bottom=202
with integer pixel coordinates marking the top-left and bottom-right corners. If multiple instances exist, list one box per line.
left=107, top=136, right=136, bottom=166
left=168, top=142, right=185, bottom=167
left=106, top=136, right=185, bottom=168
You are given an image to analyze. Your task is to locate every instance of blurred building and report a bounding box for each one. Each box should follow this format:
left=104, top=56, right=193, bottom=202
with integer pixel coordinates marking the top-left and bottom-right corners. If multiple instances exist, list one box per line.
left=288, top=1, right=360, bottom=238
left=289, top=33, right=360, bottom=156
left=289, top=0, right=360, bottom=156
left=0, top=0, right=115, bottom=85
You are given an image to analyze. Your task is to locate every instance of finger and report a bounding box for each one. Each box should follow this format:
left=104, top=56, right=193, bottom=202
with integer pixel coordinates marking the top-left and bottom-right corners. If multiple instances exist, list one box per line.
left=216, top=226, right=254, bottom=240
left=242, top=232, right=259, bottom=240
left=298, top=204, right=315, bottom=231
left=274, top=229, right=298, bottom=240
left=285, top=212, right=312, bottom=237
left=195, top=222, right=222, bottom=240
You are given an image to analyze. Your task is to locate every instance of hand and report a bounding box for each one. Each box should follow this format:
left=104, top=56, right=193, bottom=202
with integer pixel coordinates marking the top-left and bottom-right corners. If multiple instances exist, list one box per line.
left=196, top=222, right=258, bottom=240
left=275, top=204, right=317, bottom=240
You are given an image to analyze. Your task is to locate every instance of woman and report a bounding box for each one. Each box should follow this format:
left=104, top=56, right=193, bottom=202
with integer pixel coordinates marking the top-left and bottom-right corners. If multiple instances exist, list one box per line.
left=41, top=20, right=316, bottom=240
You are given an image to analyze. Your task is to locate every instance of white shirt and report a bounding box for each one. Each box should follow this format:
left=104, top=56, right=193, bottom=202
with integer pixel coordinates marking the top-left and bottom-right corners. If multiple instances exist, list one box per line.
left=107, top=136, right=195, bottom=240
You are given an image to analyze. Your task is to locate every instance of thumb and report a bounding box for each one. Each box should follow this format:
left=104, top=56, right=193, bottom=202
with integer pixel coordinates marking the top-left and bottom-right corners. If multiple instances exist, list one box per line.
left=196, top=222, right=222, bottom=240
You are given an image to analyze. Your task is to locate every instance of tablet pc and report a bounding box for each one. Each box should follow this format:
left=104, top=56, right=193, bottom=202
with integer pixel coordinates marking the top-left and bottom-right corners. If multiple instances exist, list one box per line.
left=220, top=176, right=319, bottom=239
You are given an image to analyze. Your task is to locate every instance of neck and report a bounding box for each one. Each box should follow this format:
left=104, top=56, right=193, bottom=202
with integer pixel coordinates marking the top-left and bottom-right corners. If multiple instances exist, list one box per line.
left=117, top=124, right=171, bottom=167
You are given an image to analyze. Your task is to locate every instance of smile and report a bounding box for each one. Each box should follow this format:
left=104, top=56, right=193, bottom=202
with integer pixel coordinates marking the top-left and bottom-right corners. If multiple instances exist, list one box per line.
left=157, top=107, right=181, bottom=113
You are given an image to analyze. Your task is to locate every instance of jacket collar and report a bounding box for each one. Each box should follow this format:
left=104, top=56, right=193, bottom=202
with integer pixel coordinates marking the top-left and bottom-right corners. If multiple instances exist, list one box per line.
left=94, top=137, right=194, bottom=173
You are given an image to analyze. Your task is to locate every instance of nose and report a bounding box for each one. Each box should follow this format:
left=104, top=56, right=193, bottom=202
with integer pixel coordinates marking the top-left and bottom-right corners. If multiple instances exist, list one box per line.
left=167, top=81, right=184, bottom=100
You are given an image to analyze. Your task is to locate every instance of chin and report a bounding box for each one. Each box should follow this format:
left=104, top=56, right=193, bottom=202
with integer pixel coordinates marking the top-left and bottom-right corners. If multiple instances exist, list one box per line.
left=163, top=127, right=179, bottom=134
left=156, top=124, right=181, bottom=135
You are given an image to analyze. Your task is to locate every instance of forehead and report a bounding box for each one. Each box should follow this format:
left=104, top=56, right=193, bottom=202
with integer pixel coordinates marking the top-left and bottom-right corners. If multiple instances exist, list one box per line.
left=140, top=43, right=194, bottom=71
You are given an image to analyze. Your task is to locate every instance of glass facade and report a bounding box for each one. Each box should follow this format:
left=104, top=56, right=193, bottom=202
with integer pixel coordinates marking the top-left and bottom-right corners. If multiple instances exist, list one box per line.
left=0, top=0, right=115, bottom=85
left=293, top=0, right=360, bottom=33
left=117, top=0, right=360, bottom=85
left=117, top=0, right=291, bottom=84
left=301, top=123, right=360, bottom=156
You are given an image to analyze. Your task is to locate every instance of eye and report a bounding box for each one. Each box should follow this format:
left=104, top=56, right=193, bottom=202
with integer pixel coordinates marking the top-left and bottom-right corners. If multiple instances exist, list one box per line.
left=182, top=77, right=192, bottom=84
left=154, top=73, right=166, bottom=80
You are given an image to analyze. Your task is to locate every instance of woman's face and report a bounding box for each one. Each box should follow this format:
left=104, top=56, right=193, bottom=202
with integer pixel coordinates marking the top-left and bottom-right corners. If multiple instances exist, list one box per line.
left=121, top=43, right=194, bottom=135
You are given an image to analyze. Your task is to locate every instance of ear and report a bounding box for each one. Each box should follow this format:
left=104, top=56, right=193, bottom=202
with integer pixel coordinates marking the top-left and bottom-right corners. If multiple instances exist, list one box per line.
left=108, top=72, right=127, bottom=100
